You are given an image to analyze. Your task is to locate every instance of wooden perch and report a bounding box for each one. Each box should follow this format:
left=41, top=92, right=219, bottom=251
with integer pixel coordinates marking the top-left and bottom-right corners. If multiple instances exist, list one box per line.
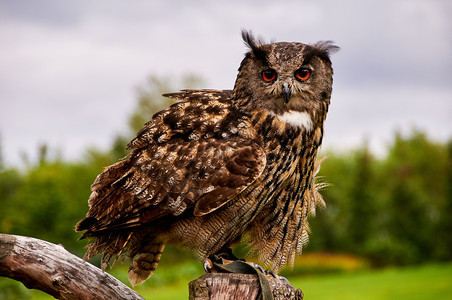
left=189, top=273, right=304, bottom=300
left=0, top=233, right=144, bottom=300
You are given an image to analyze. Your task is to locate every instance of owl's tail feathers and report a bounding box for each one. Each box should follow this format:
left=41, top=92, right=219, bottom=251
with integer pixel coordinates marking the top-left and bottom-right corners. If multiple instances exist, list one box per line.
left=128, top=243, right=166, bottom=286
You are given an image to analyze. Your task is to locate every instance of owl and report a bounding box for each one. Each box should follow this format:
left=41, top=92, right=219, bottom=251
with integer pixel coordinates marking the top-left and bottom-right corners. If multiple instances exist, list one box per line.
left=76, top=30, right=338, bottom=286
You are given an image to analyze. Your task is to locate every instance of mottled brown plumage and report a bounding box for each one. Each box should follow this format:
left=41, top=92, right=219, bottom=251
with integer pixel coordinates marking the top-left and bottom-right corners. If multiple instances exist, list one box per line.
left=76, top=30, right=338, bottom=285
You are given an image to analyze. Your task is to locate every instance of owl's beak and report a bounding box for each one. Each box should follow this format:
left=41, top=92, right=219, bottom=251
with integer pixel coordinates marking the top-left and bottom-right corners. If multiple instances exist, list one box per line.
left=282, top=82, right=292, bottom=103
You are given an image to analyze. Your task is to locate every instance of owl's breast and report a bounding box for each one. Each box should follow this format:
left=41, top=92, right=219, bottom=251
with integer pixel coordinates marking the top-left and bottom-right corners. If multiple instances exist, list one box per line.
left=244, top=110, right=322, bottom=201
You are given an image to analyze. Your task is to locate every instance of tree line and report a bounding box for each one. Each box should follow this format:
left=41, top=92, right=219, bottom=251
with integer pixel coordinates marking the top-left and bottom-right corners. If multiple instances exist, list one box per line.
left=309, top=131, right=452, bottom=266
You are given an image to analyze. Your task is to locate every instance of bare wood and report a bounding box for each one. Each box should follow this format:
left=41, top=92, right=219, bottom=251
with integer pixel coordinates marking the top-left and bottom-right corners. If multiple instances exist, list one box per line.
left=0, top=233, right=144, bottom=300
left=189, top=273, right=304, bottom=300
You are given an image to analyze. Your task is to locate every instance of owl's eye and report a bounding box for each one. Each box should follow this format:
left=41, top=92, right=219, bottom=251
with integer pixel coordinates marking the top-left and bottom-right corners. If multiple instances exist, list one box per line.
left=261, top=69, right=277, bottom=82
left=294, top=68, right=311, bottom=81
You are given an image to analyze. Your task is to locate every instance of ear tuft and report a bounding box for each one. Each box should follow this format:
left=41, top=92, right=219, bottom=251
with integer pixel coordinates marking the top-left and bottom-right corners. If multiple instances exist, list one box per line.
left=242, top=29, right=263, bottom=50
left=308, top=41, right=340, bottom=62
left=241, top=29, right=268, bottom=63
left=313, top=41, right=340, bottom=56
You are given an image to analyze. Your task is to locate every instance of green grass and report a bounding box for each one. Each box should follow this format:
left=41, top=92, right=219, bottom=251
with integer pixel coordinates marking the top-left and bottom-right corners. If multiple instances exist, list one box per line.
left=135, top=281, right=189, bottom=299
left=292, top=263, right=452, bottom=300
left=11, top=262, right=452, bottom=299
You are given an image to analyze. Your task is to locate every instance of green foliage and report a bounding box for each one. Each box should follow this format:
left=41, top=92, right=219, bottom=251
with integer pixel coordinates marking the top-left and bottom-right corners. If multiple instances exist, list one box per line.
left=0, top=168, right=22, bottom=233
left=0, top=159, right=100, bottom=256
left=0, top=278, right=32, bottom=299
left=435, top=140, right=452, bottom=259
left=310, top=130, right=451, bottom=266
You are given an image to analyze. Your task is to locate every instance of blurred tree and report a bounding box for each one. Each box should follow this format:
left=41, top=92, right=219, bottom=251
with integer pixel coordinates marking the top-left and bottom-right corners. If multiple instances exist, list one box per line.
left=2, top=160, right=99, bottom=256
left=308, top=152, right=353, bottom=252
left=0, top=167, right=22, bottom=233
left=0, top=133, right=4, bottom=170
left=435, top=139, right=452, bottom=260
left=347, top=145, right=377, bottom=254
left=369, top=131, right=448, bottom=265
left=128, top=74, right=204, bottom=134
left=310, top=130, right=450, bottom=266
left=110, top=134, right=131, bottom=160
left=38, top=143, right=48, bottom=166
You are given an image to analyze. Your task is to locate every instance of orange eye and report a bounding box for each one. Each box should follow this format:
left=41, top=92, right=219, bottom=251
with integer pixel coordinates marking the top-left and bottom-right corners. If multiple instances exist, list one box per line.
left=261, top=69, right=277, bottom=82
left=295, top=68, right=311, bottom=81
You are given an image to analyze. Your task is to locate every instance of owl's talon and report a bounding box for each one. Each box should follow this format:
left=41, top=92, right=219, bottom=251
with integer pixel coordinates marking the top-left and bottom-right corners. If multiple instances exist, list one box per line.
left=247, top=262, right=279, bottom=278
left=264, top=269, right=278, bottom=278
left=248, top=262, right=265, bottom=273
left=203, top=258, right=214, bottom=272
left=278, top=275, right=288, bottom=282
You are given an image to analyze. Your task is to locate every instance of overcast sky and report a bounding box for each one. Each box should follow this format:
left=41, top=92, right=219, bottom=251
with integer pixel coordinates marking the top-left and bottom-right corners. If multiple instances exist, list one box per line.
left=1, top=0, right=451, bottom=166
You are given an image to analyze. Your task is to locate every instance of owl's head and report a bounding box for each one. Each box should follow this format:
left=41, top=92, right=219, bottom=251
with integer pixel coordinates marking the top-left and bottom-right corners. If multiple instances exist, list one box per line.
left=233, top=30, right=339, bottom=127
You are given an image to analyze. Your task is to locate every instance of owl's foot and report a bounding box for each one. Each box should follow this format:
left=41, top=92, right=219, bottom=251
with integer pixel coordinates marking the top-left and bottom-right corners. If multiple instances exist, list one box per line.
left=247, top=262, right=281, bottom=279
left=204, top=248, right=243, bottom=273
left=203, top=249, right=281, bottom=280
left=247, top=262, right=289, bottom=281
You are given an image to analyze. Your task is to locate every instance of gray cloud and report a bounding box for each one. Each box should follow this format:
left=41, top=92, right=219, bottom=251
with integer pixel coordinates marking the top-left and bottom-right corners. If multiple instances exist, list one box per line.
left=0, top=0, right=451, bottom=165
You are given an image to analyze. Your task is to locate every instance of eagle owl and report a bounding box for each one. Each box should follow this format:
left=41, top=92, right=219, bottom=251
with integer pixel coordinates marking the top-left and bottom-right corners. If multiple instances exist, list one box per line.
left=76, top=31, right=338, bottom=285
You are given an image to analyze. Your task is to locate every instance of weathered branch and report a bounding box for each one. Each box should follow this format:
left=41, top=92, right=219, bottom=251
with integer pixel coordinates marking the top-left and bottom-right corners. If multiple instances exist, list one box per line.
left=0, top=233, right=144, bottom=300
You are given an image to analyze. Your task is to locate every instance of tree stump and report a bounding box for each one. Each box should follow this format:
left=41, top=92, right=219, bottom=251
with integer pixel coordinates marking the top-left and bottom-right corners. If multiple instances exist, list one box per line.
left=189, top=273, right=303, bottom=300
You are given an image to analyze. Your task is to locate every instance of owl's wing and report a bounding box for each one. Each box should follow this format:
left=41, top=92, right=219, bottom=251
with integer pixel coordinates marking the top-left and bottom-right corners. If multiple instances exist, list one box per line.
left=77, top=90, right=266, bottom=233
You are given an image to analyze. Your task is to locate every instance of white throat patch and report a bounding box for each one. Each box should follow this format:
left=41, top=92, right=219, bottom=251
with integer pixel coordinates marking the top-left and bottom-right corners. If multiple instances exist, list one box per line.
left=273, top=111, right=314, bottom=132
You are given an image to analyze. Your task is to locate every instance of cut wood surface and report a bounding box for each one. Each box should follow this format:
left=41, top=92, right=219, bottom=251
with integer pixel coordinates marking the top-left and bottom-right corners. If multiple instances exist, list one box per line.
left=189, top=273, right=304, bottom=300
left=0, top=233, right=144, bottom=300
